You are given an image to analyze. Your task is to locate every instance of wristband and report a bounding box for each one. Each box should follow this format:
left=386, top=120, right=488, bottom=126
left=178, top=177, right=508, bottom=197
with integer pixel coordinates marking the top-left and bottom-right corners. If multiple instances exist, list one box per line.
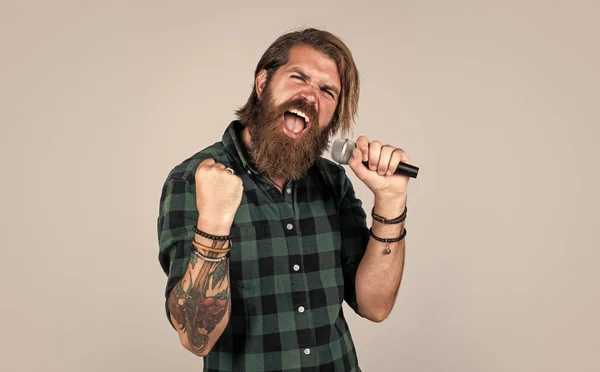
left=369, top=227, right=407, bottom=254
left=371, top=206, right=407, bottom=224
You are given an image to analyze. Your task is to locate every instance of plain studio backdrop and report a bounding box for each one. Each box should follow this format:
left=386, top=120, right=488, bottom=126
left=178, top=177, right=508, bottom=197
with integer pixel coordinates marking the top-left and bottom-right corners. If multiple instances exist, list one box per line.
left=1, top=1, right=598, bottom=371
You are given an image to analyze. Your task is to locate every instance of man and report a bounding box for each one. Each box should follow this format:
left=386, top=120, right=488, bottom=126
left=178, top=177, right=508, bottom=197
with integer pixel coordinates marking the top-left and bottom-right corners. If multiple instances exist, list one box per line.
left=157, top=28, right=412, bottom=372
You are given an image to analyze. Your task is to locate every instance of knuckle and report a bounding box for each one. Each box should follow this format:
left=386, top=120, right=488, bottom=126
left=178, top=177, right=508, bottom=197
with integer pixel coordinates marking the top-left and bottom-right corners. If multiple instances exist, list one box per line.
left=199, top=158, right=215, bottom=166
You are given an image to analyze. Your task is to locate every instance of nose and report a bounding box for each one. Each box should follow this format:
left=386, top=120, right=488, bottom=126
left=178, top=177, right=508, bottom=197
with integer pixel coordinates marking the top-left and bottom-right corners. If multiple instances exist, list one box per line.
left=299, top=85, right=318, bottom=104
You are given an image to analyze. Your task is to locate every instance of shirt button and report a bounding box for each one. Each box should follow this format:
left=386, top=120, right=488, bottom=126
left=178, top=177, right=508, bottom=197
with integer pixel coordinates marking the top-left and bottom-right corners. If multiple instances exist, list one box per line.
left=298, top=306, right=305, bottom=313
left=293, top=264, right=300, bottom=271
left=286, top=187, right=292, bottom=194
left=286, top=223, right=293, bottom=230
left=304, top=348, right=311, bottom=355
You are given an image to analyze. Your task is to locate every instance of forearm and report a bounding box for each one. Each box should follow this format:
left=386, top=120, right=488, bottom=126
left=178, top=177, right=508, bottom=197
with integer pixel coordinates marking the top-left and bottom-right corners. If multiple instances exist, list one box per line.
left=355, top=194, right=406, bottom=322
left=167, top=219, right=232, bottom=356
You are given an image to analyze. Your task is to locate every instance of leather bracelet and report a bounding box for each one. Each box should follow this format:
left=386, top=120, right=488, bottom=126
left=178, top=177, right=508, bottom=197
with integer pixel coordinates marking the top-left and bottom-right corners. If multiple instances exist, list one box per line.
left=191, top=246, right=230, bottom=262
left=369, top=227, right=407, bottom=243
left=193, top=226, right=233, bottom=241
left=371, top=206, right=407, bottom=224
left=192, top=239, right=230, bottom=253
left=369, top=227, right=407, bottom=255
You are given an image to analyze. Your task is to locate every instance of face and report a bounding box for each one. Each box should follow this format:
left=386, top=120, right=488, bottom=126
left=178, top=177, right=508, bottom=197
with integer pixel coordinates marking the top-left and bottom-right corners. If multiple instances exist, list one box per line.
left=246, top=45, right=342, bottom=181
left=260, top=44, right=341, bottom=133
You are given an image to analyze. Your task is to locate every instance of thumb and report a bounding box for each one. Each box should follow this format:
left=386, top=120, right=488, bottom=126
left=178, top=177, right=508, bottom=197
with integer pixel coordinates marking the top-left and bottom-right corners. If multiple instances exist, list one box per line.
left=347, top=148, right=370, bottom=181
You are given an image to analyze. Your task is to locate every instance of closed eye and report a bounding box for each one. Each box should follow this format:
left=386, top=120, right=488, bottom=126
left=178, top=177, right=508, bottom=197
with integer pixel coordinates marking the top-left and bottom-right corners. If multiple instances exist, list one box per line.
left=291, top=74, right=305, bottom=81
left=321, top=88, right=335, bottom=99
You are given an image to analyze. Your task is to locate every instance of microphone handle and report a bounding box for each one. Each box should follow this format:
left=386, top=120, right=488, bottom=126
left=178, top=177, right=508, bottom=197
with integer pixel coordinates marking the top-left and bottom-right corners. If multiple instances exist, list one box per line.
left=361, top=161, right=419, bottom=178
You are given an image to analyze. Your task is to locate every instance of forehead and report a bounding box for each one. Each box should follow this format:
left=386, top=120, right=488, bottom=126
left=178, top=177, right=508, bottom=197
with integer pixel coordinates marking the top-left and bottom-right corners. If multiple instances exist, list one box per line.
left=281, top=45, right=340, bottom=88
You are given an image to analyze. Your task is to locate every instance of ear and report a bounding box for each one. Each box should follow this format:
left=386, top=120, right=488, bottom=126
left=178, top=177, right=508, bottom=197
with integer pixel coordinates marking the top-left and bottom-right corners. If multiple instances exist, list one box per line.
left=255, top=69, right=268, bottom=99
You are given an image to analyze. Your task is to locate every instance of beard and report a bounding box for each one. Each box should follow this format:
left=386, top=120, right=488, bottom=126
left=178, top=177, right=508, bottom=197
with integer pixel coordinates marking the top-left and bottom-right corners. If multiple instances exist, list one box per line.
left=245, top=84, right=334, bottom=181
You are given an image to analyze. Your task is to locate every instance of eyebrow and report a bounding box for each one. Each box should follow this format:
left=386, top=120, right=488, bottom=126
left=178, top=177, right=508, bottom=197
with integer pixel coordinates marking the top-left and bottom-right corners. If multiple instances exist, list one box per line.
left=287, top=67, right=340, bottom=97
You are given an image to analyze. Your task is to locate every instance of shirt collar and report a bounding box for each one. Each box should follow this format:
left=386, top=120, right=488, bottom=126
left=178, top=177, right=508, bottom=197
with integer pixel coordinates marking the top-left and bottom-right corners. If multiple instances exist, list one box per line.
left=222, top=120, right=260, bottom=175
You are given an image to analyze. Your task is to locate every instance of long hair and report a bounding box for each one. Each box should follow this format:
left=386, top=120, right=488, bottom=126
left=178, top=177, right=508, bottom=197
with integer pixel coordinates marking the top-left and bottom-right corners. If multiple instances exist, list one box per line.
left=235, top=28, right=360, bottom=137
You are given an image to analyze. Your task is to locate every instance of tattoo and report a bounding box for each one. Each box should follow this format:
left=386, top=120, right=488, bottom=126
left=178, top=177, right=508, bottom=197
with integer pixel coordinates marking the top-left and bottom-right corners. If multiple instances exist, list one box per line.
left=190, top=251, right=198, bottom=269
left=168, top=243, right=230, bottom=354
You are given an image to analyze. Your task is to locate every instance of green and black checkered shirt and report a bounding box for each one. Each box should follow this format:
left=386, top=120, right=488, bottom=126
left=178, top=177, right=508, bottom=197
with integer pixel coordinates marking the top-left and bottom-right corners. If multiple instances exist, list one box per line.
left=158, top=121, right=370, bottom=371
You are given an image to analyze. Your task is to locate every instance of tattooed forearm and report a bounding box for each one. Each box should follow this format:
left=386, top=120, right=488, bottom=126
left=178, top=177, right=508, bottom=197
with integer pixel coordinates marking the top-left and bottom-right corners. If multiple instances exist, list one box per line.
left=190, top=250, right=198, bottom=269
left=168, top=239, right=231, bottom=355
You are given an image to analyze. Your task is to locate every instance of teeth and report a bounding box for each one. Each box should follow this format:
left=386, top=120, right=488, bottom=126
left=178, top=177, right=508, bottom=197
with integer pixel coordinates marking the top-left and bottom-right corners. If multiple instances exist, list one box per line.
left=289, top=109, right=309, bottom=123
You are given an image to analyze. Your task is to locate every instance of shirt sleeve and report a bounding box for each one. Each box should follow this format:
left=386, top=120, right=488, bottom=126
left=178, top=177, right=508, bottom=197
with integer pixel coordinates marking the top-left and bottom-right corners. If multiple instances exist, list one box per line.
left=157, top=176, right=198, bottom=328
left=338, top=173, right=370, bottom=316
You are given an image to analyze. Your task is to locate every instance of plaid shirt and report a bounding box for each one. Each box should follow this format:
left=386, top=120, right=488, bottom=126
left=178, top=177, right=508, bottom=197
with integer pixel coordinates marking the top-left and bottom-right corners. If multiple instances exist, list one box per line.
left=158, top=121, right=370, bottom=372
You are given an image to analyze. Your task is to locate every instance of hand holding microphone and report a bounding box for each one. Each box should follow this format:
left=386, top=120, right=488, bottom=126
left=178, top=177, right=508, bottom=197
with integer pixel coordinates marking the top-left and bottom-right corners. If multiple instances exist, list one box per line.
left=331, top=136, right=418, bottom=196
left=331, top=137, right=419, bottom=178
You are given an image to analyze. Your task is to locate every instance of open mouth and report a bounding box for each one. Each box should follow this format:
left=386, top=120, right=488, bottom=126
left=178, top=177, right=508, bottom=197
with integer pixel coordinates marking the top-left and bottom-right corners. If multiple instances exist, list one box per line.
left=282, top=109, right=310, bottom=139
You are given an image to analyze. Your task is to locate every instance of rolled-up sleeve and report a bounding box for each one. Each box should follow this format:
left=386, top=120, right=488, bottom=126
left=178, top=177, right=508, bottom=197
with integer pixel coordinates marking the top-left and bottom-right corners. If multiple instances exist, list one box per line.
left=338, top=174, right=370, bottom=316
left=157, top=176, right=198, bottom=327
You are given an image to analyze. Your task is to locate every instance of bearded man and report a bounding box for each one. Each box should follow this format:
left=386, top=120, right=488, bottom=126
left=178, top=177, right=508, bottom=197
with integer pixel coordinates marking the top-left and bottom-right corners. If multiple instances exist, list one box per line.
left=157, top=28, right=412, bottom=372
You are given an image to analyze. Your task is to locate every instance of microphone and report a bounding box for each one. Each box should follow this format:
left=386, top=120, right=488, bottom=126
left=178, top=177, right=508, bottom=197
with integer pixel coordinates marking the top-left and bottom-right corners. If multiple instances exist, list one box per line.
left=331, top=138, right=419, bottom=178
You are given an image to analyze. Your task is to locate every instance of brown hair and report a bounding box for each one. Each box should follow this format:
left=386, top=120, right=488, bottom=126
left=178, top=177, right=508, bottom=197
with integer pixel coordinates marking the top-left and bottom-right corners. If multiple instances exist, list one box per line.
left=235, top=28, right=360, bottom=137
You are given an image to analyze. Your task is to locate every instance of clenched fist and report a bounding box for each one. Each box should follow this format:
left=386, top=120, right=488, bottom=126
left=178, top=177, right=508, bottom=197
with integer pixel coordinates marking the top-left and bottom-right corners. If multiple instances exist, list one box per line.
left=194, top=158, right=243, bottom=230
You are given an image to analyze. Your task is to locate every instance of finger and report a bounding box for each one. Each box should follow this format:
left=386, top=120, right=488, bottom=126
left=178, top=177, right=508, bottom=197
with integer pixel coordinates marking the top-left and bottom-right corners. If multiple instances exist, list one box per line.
left=212, top=163, right=227, bottom=171
left=355, top=135, right=369, bottom=163
left=368, top=140, right=382, bottom=171
left=378, top=145, right=395, bottom=176
left=198, top=158, right=216, bottom=169
left=386, top=148, right=404, bottom=176
left=347, top=147, right=370, bottom=181
left=197, top=159, right=216, bottom=176
left=401, top=152, right=411, bottom=165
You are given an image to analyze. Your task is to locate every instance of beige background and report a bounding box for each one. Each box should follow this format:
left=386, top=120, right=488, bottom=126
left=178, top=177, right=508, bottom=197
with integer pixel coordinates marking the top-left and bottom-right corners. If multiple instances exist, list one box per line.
left=1, top=1, right=599, bottom=371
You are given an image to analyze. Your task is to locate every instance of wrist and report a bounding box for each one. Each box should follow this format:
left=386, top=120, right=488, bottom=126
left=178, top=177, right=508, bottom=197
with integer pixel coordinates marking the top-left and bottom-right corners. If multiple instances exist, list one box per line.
left=195, top=219, right=232, bottom=249
left=196, top=216, right=233, bottom=236
left=373, top=193, right=406, bottom=218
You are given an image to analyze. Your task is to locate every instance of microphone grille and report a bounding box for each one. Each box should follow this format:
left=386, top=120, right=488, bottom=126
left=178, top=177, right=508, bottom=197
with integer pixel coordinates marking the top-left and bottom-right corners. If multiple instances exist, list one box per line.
left=331, top=138, right=356, bottom=165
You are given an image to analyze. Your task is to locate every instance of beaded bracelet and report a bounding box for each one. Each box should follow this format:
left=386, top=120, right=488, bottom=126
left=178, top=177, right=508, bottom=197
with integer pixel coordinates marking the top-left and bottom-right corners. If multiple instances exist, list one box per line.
left=371, top=206, right=407, bottom=224
left=193, top=226, right=233, bottom=241
left=369, top=227, right=407, bottom=255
